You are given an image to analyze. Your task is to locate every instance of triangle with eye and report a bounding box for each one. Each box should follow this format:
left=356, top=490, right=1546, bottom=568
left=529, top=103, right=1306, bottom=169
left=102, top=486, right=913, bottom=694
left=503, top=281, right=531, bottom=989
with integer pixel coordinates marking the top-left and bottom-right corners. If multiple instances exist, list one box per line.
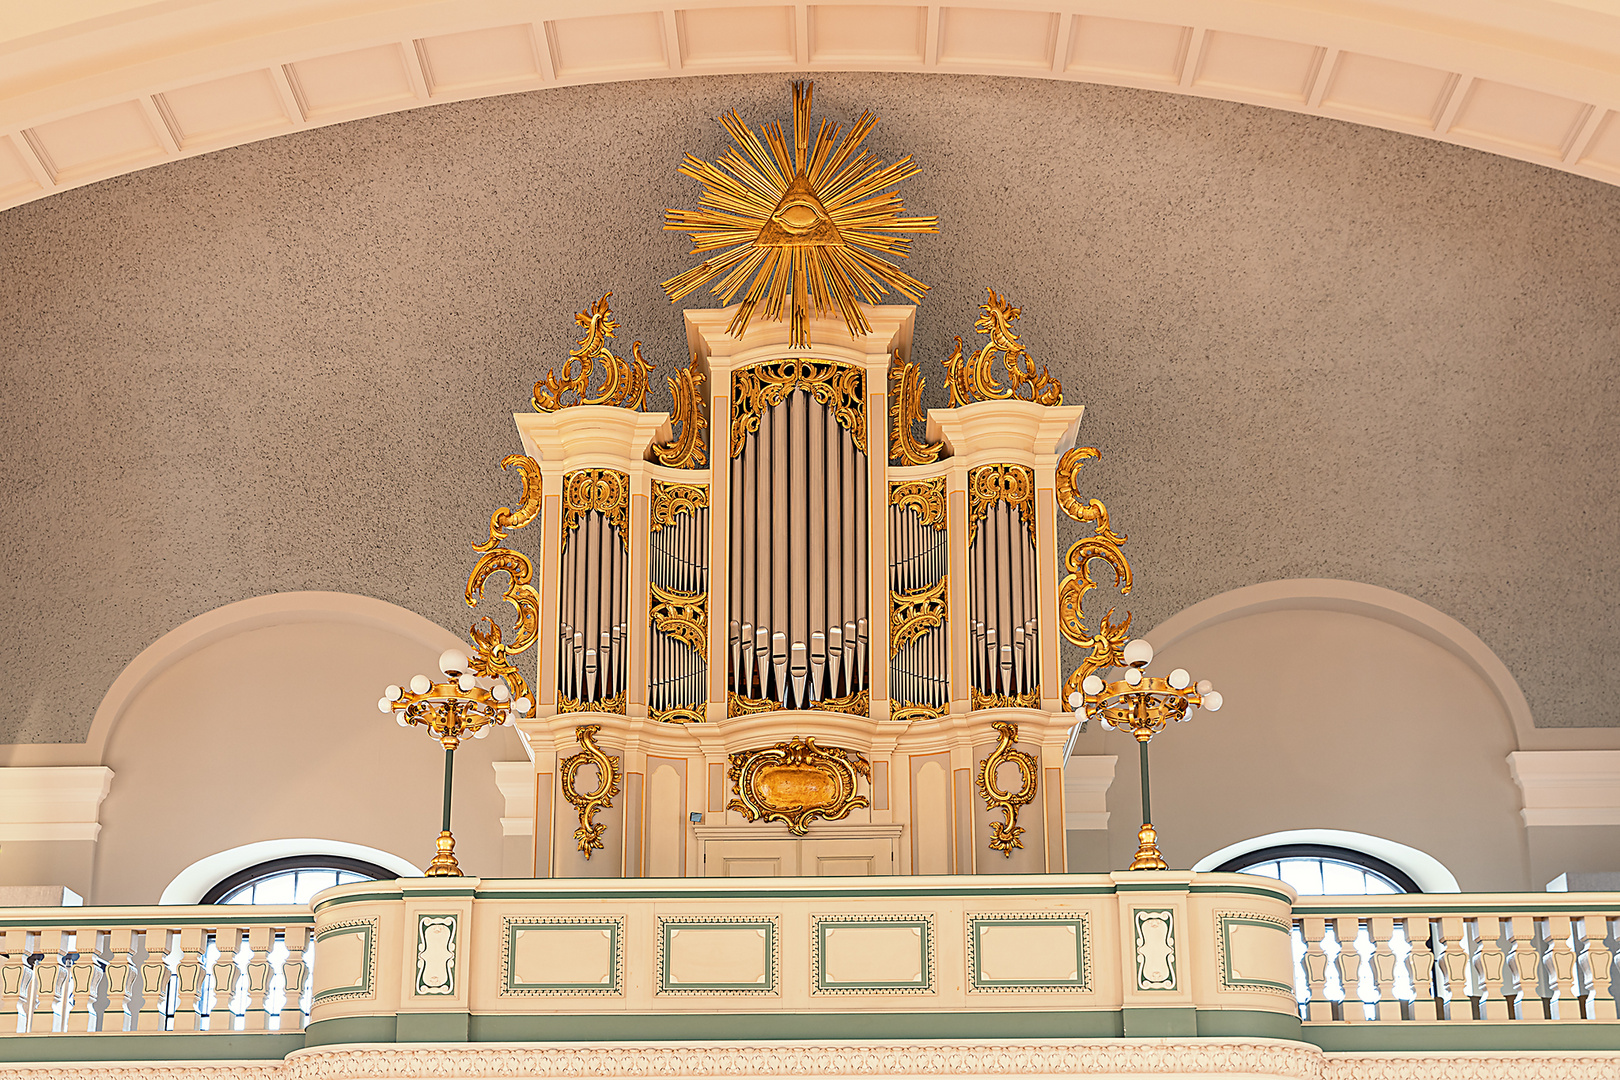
left=756, top=173, right=843, bottom=247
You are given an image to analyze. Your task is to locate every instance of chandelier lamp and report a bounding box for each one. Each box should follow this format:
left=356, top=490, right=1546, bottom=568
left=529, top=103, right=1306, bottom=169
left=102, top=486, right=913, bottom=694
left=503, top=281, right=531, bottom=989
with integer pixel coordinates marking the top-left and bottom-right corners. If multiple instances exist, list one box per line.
left=1069, top=639, right=1223, bottom=872
left=378, top=648, right=531, bottom=877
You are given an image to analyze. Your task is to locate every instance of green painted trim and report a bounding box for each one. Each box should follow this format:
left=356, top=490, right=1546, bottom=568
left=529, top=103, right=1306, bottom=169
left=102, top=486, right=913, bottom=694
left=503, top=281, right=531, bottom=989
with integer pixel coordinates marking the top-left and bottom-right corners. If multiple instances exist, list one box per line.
left=0, top=1032, right=304, bottom=1063
left=0, top=917, right=315, bottom=930
left=1190, top=884, right=1296, bottom=904
left=303, top=1015, right=398, bottom=1046
left=814, top=917, right=932, bottom=993
left=312, top=890, right=404, bottom=912
left=968, top=916, right=1091, bottom=991
left=310, top=922, right=374, bottom=1005
left=469, top=886, right=1121, bottom=902
left=1303, top=1021, right=1620, bottom=1052
left=1131, top=908, right=1177, bottom=992
left=466, top=1010, right=1127, bottom=1042
left=659, top=917, right=778, bottom=993
left=1115, top=882, right=1191, bottom=894
left=397, top=1012, right=470, bottom=1042
left=1295, top=904, right=1620, bottom=917
left=1218, top=915, right=1294, bottom=995
left=1122, top=1007, right=1196, bottom=1037
left=503, top=919, right=622, bottom=993
left=1196, top=1009, right=1305, bottom=1040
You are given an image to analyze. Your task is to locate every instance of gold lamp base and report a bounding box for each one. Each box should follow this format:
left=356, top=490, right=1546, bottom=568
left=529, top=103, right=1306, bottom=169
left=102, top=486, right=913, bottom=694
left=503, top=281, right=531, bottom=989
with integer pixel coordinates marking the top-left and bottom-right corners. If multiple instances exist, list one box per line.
left=425, top=830, right=463, bottom=877
left=1129, top=823, right=1168, bottom=871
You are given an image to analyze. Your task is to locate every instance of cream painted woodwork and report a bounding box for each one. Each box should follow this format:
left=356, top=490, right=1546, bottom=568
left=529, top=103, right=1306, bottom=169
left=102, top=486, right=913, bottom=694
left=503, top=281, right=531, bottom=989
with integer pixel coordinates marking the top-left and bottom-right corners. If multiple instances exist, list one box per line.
left=1509, top=750, right=1620, bottom=827
left=515, top=304, right=1077, bottom=877
left=4, top=0, right=1620, bottom=215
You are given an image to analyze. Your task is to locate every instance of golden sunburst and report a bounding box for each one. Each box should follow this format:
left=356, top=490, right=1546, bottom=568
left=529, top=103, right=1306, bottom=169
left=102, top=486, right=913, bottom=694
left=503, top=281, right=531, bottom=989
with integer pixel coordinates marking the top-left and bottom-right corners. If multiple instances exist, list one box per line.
left=661, top=82, right=939, bottom=349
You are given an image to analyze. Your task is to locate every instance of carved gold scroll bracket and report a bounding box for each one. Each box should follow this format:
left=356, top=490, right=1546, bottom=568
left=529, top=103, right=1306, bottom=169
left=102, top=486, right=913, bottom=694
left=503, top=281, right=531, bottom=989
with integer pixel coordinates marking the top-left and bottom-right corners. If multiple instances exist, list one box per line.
left=889, top=357, right=943, bottom=466
left=731, top=359, right=865, bottom=458
left=976, top=720, right=1038, bottom=856
left=891, top=575, right=947, bottom=657
left=728, top=737, right=871, bottom=835
left=943, top=289, right=1063, bottom=407
left=652, top=364, right=709, bottom=468
left=890, top=477, right=947, bottom=530
left=533, top=294, right=653, bottom=412
left=562, top=468, right=631, bottom=543
left=967, top=463, right=1036, bottom=547
left=561, top=725, right=621, bottom=859
left=466, top=454, right=544, bottom=712
left=1054, top=446, right=1134, bottom=702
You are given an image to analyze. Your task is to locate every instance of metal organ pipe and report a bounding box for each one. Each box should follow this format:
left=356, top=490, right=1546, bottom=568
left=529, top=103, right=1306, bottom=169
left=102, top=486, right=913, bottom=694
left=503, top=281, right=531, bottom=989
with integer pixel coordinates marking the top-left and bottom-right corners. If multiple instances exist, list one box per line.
left=727, top=389, right=868, bottom=708
left=966, top=492, right=1039, bottom=702
left=887, top=488, right=949, bottom=711
left=557, top=498, right=630, bottom=708
left=648, top=489, right=709, bottom=717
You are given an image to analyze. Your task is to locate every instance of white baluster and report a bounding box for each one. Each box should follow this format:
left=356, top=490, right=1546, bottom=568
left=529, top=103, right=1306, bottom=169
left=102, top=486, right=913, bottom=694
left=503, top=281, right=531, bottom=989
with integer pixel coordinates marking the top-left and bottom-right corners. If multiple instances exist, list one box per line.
left=1405, top=916, right=1435, bottom=1020
left=171, top=927, right=206, bottom=1031
left=64, top=929, right=101, bottom=1032
left=243, top=925, right=272, bottom=1031
left=281, top=926, right=309, bottom=1031
left=1545, top=916, right=1579, bottom=1022
left=1437, top=916, right=1470, bottom=1020
left=1334, top=918, right=1361, bottom=1022
left=1507, top=916, right=1543, bottom=1020
left=102, top=928, right=136, bottom=1033
left=210, top=927, right=242, bottom=1031
left=1476, top=917, right=1512, bottom=1020
left=1584, top=915, right=1618, bottom=1020
left=1369, top=917, right=1401, bottom=1022
left=1299, top=918, right=1331, bottom=1021
left=31, top=930, right=67, bottom=1033
left=0, top=929, right=29, bottom=1033
left=137, top=928, right=173, bottom=1031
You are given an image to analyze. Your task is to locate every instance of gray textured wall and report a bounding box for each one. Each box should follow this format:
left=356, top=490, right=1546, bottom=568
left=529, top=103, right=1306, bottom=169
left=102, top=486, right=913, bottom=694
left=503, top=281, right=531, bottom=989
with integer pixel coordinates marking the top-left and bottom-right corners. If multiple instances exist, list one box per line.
left=1, top=72, right=1618, bottom=744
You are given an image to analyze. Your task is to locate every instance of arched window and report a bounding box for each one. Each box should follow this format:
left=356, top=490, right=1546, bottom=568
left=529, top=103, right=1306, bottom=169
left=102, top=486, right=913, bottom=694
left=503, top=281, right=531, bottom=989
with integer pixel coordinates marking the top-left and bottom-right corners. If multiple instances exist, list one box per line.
left=1213, top=844, right=1419, bottom=895
left=202, top=855, right=395, bottom=905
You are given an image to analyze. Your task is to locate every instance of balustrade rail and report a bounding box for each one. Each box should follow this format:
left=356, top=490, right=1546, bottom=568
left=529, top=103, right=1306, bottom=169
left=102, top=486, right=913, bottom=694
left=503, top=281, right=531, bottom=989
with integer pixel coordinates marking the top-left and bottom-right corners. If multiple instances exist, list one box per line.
left=1292, top=894, right=1620, bottom=1025
left=0, top=908, right=312, bottom=1034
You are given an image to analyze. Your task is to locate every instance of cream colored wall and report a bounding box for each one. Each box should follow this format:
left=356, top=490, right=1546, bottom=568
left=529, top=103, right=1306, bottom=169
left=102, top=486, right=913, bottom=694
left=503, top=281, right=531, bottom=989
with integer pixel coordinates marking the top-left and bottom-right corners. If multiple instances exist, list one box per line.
left=1068, top=605, right=1529, bottom=890
left=91, top=617, right=524, bottom=905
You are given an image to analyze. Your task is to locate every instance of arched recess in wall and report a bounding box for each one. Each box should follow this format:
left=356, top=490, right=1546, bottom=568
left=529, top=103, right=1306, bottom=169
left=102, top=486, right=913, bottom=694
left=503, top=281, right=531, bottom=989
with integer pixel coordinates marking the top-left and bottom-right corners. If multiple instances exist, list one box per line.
left=86, top=592, right=530, bottom=905
left=1094, top=578, right=1533, bottom=891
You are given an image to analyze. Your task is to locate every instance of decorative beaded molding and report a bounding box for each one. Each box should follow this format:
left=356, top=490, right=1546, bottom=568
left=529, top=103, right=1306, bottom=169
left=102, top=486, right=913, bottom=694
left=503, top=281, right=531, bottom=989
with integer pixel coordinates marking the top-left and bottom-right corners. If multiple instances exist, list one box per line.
left=966, top=912, right=1093, bottom=993
left=284, top=1040, right=1326, bottom=1078
left=1320, top=1055, right=1620, bottom=1080
left=810, top=914, right=935, bottom=996
left=0, top=1069, right=283, bottom=1080
left=1213, top=909, right=1295, bottom=998
left=309, top=917, right=377, bottom=1004
left=499, top=915, right=625, bottom=997
left=654, top=914, right=780, bottom=995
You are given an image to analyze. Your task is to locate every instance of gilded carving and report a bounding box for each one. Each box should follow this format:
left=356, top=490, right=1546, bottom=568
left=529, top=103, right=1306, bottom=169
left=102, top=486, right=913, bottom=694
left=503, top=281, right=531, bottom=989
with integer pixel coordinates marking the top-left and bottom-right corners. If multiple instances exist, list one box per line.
left=888, top=359, right=942, bottom=466
left=662, top=82, right=938, bottom=349
left=728, top=737, right=871, bottom=834
left=652, top=365, right=709, bottom=468
left=888, top=477, right=947, bottom=530
left=558, top=693, right=627, bottom=716
left=464, top=457, right=543, bottom=712
left=649, top=706, right=705, bottom=725
left=976, top=721, right=1038, bottom=856
left=944, top=289, right=1063, bottom=407
left=890, top=575, right=948, bottom=657
left=649, top=481, right=709, bottom=532
left=967, top=463, right=1036, bottom=545
left=727, top=687, right=870, bottom=718
left=731, top=358, right=866, bottom=458
left=533, top=294, right=653, bottom=412
left=1054, top=446, right=1135, bottom=697
left=474, top=454, right=543, bottom=553
left=891, top=700, right=946, bottom=724
left=970, top=688, right=1041, bottom=711
left=560, top=725, right=621, bottom=859
left=562, top=469, right=630, bottom=542
left=649, top=582, right=707, bottom=654
left=727, top=691, right=781, bottom=718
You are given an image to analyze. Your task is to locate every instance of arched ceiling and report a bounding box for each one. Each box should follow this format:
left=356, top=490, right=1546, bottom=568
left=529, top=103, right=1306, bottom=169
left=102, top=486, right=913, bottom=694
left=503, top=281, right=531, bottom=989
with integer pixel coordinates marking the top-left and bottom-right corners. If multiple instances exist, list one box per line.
left=3, top=0, right=1620, bottom=213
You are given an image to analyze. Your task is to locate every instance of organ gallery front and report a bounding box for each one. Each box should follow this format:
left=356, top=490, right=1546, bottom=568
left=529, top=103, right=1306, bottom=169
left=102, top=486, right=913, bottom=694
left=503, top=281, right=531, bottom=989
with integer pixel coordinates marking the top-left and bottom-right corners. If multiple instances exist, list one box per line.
left=440, top=84, right=1136, bottom=879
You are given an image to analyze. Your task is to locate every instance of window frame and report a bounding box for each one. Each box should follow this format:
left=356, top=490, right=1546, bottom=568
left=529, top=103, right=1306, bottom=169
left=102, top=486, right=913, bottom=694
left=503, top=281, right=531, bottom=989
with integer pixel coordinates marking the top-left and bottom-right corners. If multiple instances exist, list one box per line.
left=200, top=855, right=396, bottom=905
left=1212, top=843, right=1422, bottom=894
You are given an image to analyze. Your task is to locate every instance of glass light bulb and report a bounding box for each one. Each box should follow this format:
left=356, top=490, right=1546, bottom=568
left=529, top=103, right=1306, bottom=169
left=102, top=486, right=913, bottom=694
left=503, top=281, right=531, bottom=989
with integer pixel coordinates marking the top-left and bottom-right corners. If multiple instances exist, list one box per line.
left=396, top=714, right=409, bottom=727
left=1123, top=638, right=1154, bottom=668
left=1168, top=668, right=1191, bottom=690
left=491, top=681, right=511, bottom=703
left=457, top=674, right=476, bottom=693
left=474, top=725, right=489, bottom=739
left=1203, top=690, right=1223, bottom=712
left=1125, top=668, right=1143, bottom=686
left=439, top=648, right=470, bottom=677
left=385, top=684, right=403, bottom=701
left=377, top=697, right=391, bottom=713
left=409, top=674, right=432, bottom=695
left=1081, top=674, right=1105, bottom=696
left=1067, top=691, right=1083, bottom=711
left=1197, top=679, right=1213, bottom=695
left=513, top=696, right=532, bottom=715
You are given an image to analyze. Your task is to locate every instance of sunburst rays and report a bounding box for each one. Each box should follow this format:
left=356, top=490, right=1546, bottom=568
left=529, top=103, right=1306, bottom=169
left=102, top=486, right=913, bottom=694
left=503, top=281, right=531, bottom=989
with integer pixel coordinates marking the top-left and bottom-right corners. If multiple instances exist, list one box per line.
left=661, top=82, right=939, bottom=348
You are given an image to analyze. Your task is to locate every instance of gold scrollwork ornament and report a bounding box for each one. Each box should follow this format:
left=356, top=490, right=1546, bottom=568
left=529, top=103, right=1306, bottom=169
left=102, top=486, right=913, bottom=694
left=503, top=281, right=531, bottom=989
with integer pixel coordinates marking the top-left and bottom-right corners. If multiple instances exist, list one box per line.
left=533, top=294, right=653, bottom=412
left=976, top=721, right=1038, bottom=856
left=944, top=289, right=1063, bottom=407
left=652, top=365, right=709, bottom=468
left=889, top=477, right=947, bottom=530
left=1054, top=445, right=1135, bottom=699
left=561, top=725, right=621, bottom=858
left=888, top=358, right=943, bottom=466
left=465, top=453, right=544, bottom=713
left=731, top=359, right=865, bottom=458
left=728, top=737, right=871, bottom=835
left=649, top=582, right=708, bottom=654
left=562, top=469, right=630, bottom=541
left=890, top=575, right=947, bottom=657
left=649, top=481, right=709, bottom=532
left=967, top=463, right=1036, bottom=545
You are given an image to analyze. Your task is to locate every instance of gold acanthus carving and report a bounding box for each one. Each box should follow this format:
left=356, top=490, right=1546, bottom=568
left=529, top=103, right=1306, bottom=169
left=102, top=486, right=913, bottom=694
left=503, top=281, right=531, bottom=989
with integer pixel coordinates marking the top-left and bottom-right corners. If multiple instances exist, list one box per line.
left=888, top=359, right=943, bottom=466
left=726, top=687, right=870, bottom=718
left=1054, top=446, right=1135, bottom=699
left=728, top=737, right=871, bottom=835
left=649, top=582, right=708, bottom=654
left=944, top=289, right=1063, bottom=407
left=727, top=691, right=780, bottom=718
left=560, top=725, right=621, bottom=859
left=465, top=456, right=544, bottom=712
left=976, top=721, right=1039, bottom=856
left=649, top=706, right=705, bottom=725
left=967, top=464, right=1036, bottom=546
left=562, top=469, right=630, bottom=544
left=649, top=481, right=709, bottom=532
left=557, top=693, right=627, bottom=716
left=890, top=575, right=948, bottom=657
left=971, top=688, right=1041, bottom=711
left=731, top=359, right=866, bottom=458
left=652, top=365, right=709, bottom=468
left=891, top=699, right=946, bottom=724
left=889, top=477, right=948, bottom=530
left=533, top=294, right=653, bottom=412
left=661, top=82, right=938, bottom=350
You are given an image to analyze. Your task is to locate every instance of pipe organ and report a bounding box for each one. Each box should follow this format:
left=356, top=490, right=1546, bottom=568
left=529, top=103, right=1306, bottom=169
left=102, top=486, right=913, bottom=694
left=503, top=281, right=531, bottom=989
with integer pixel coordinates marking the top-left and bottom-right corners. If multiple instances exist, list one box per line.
left=453, top=86, right=1138, bottom=881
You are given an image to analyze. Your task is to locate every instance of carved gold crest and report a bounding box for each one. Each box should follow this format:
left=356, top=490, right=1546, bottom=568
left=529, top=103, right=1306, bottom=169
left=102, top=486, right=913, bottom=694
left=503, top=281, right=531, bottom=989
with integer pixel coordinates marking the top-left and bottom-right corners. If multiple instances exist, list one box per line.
left=728, top=737, right=871, bottom=835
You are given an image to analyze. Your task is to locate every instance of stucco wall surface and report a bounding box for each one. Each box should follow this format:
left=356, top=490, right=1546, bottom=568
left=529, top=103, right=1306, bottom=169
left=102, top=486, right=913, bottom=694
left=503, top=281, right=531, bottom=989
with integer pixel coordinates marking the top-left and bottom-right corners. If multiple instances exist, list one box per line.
left=1, top=72, right=1619, bottom=743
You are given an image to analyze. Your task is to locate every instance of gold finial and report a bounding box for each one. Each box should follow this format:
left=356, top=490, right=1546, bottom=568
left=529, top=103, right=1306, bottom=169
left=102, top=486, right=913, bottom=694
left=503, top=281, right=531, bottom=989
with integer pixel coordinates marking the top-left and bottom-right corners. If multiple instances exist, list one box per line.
left=662, top=82, right=938, bottom=349
left=944, top=289, right=1063, bottom=406
left=533, top=293, right=653, bottom=412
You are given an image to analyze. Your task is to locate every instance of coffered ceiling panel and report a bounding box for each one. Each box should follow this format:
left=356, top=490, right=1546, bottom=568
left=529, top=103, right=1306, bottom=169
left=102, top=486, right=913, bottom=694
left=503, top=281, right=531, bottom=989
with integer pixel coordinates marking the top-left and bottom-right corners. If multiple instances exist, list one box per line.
left=1064, top=16, right=1188, bottom=84
left=285, top=44, right=418, bottom=120
left=417, top=25, right=544, bottom=96
left=24, top=100, right=166, bottom=183
left=0, top=136, right=39, bottom=200
left=808, top=5, right=926, bottom=65
left=547, top=12, right=669, bottom=79
left=156, top=69, right=292, bottom=148
left=1579, top=111, right=1620, bottom=176
left=1450, top=79, right=1592, bottom=160
left=679, top=6, right=797, bottom=67
left=937, top=8, right=1059, bottom=70
left=1192, top=31, right=1323, bottom=105
left=1318, top=53, right=1456, bottom=129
